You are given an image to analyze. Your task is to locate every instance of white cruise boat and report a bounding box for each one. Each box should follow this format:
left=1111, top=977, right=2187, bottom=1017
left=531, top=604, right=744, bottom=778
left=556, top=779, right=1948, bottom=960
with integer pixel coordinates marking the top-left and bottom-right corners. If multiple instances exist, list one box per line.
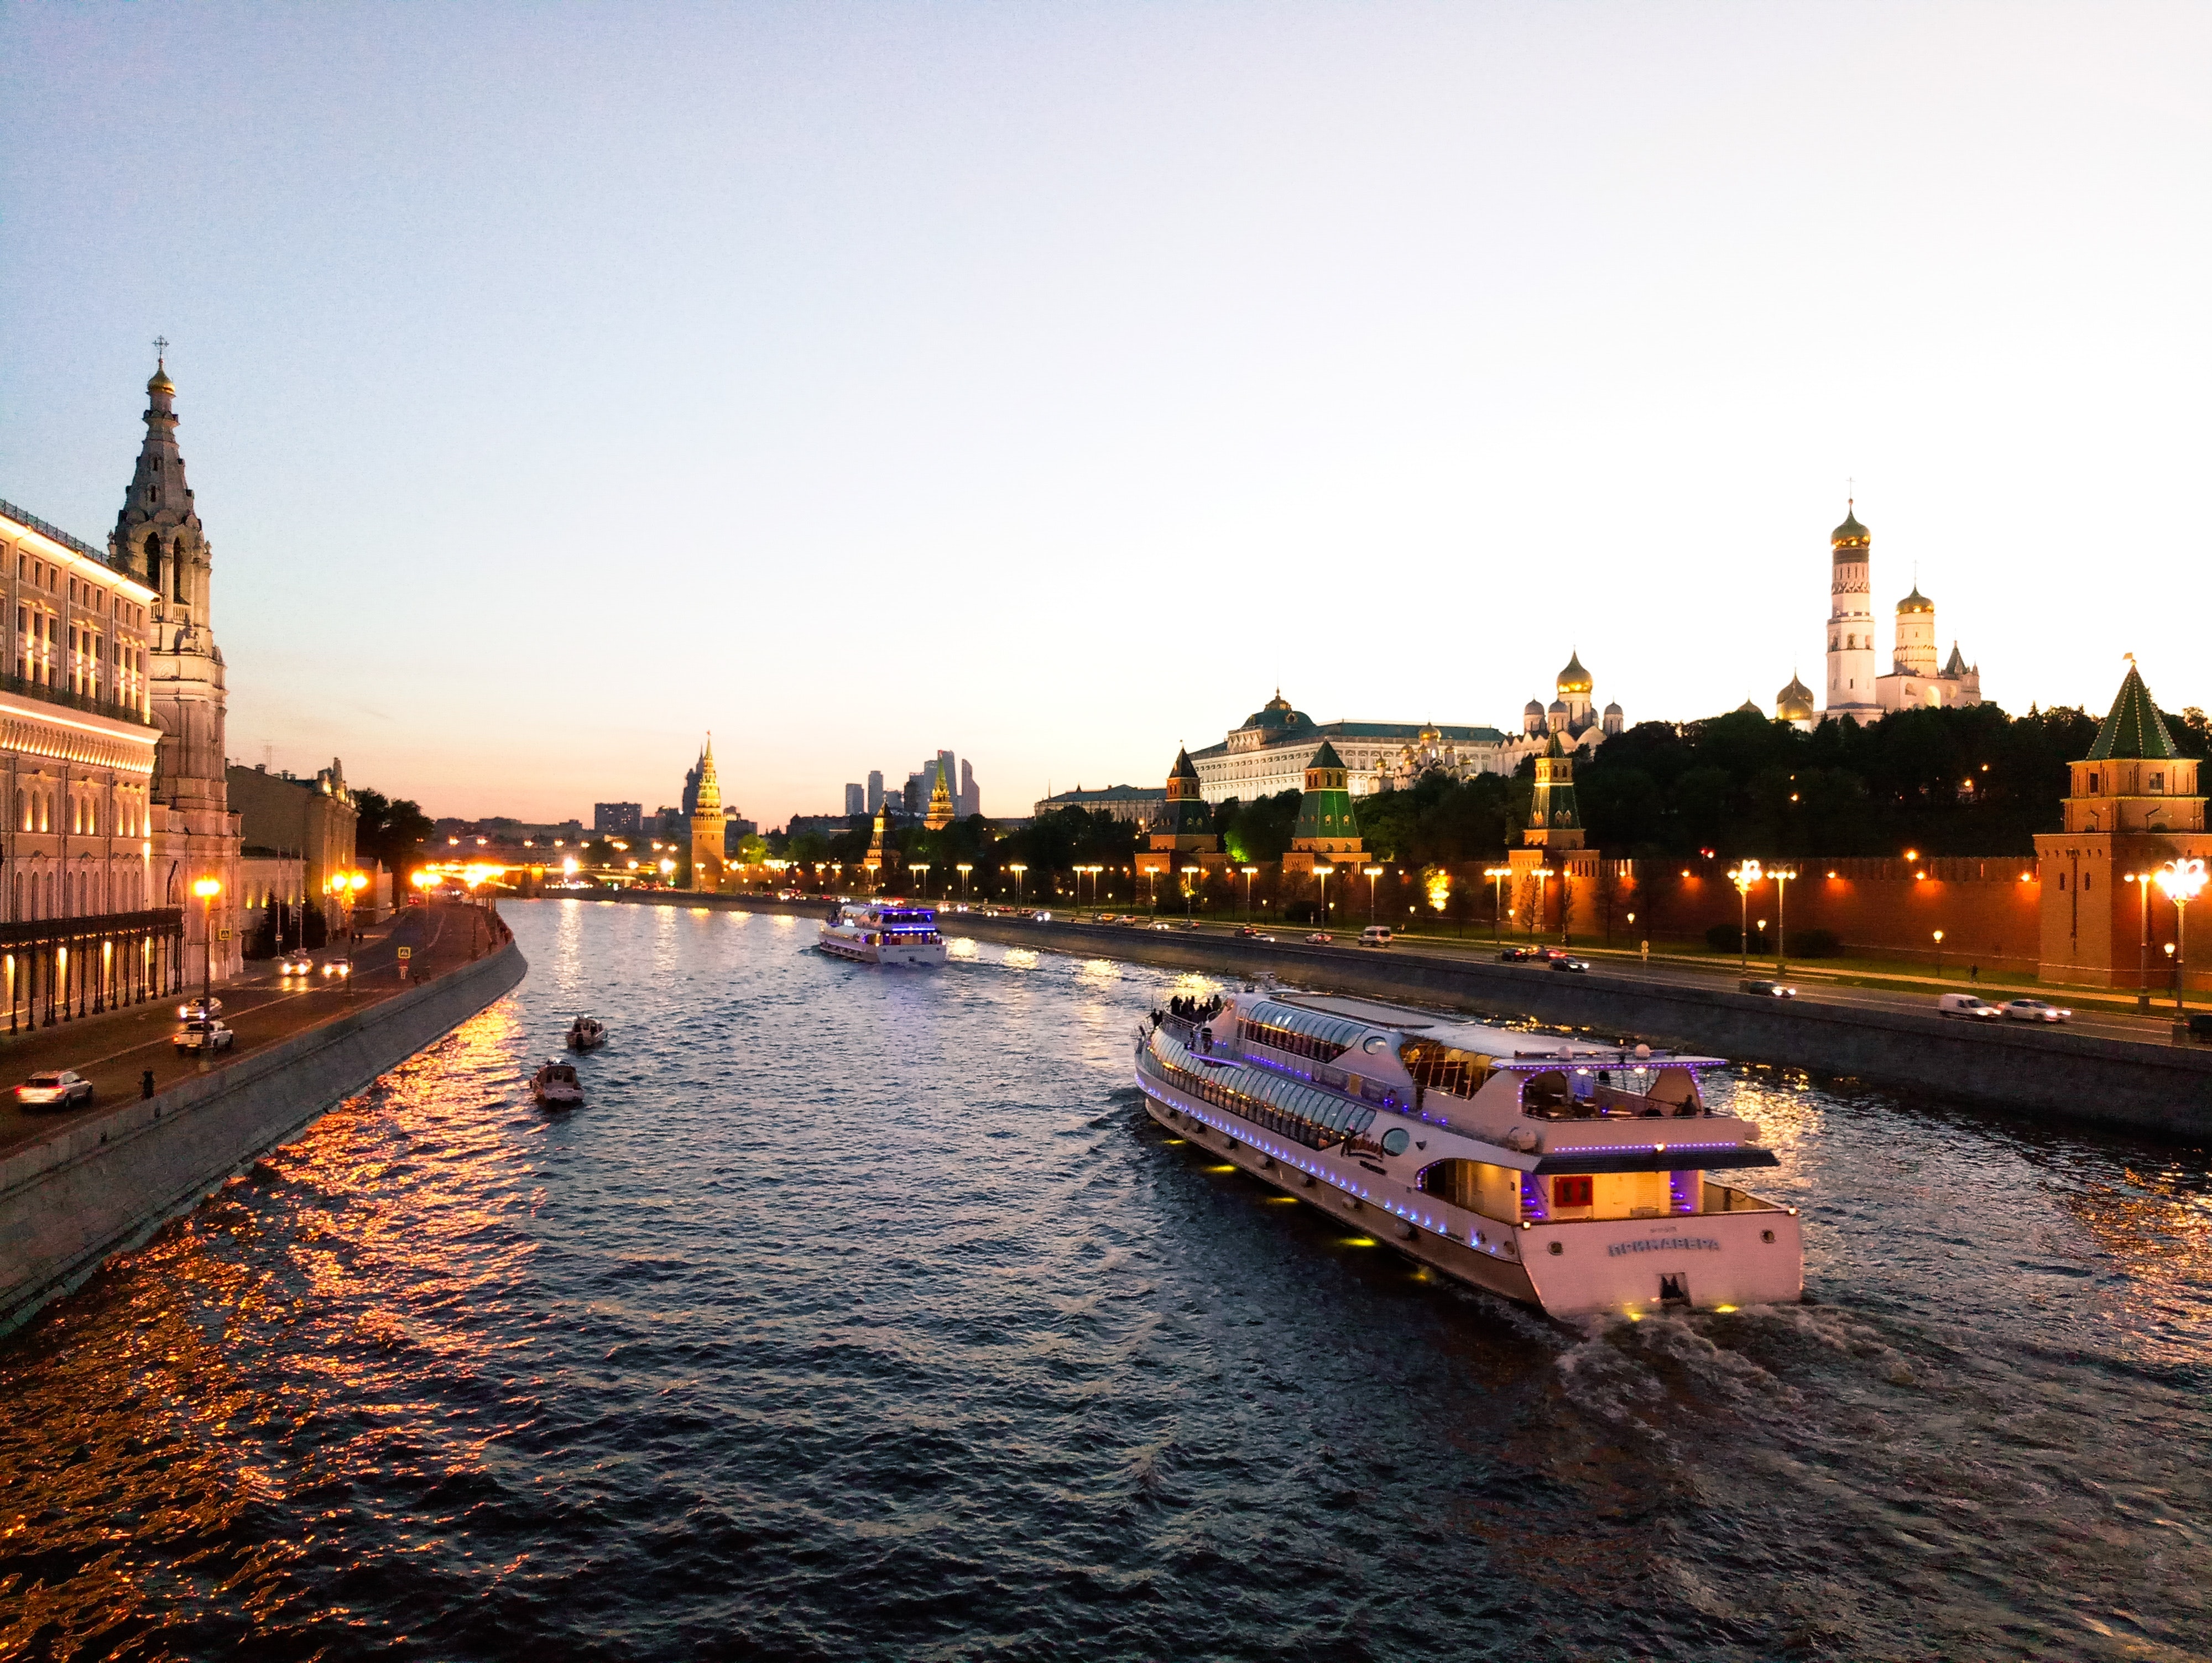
left=818, top=901, right=948, bottom=966
left=1135, top=991, right=1802, bottom=1317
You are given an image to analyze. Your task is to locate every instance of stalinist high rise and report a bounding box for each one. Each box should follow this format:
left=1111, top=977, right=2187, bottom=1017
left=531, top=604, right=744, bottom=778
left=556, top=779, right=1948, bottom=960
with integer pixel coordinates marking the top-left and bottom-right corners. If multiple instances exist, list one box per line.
left=109, top=351, right=242, bottom=980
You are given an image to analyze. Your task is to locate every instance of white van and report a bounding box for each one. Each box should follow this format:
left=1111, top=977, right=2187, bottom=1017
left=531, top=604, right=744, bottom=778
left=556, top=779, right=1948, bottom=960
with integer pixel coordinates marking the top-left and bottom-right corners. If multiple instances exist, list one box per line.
left=1358, top=925, right=1393, bottom=948
left=1936, top=992, right=2000, bottom=1020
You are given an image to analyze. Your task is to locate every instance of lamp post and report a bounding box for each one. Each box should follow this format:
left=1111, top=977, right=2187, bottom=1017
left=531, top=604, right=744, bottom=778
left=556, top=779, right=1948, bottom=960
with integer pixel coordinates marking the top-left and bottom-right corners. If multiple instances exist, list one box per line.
left=1725, top=860, right=1763, bottom=970
left=1532, top=866, right=1555, bottom=943
left=911, top=863, right=930, bottom=901
left=1932, top=928, right=1945, bottom=980
left=1484, top=865, right=1511, bottom=942
left=957, top=863, right=973, bottom=906
left=1314, top=865, right=1334, bottom=929
left=2155, top=857, right=2206, bottom=1034
left=1009, top=863, right=1027, bottom=907
left=2125, top=872, right=2153, bottom=1010
left=190, top=876, right=221, bottom=1006
left=1363, top=865, right=1384, bottom=923
left=1240, top=866, right=1258, bottom=922
left=1769, top=867, right=1798, bottom=975
left=1177, top=864, right=1198, bottom=923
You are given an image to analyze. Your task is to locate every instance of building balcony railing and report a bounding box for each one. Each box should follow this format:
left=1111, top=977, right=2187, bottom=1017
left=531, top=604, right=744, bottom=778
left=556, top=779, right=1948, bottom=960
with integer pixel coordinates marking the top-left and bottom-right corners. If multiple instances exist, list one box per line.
left=0, top=498, right=111, bottom=564
left=0, top=668, right=152, bottom=728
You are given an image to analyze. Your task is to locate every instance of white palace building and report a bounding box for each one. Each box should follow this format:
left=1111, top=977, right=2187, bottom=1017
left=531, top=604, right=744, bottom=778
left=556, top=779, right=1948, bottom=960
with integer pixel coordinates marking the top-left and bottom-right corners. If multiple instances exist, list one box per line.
left=1186, top=660, right=1626, bottom=807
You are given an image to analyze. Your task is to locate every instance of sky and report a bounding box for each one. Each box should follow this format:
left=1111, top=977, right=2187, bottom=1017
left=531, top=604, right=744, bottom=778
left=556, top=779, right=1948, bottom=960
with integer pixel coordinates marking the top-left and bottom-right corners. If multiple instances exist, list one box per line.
left=4, top=4, right=2207, bottom=827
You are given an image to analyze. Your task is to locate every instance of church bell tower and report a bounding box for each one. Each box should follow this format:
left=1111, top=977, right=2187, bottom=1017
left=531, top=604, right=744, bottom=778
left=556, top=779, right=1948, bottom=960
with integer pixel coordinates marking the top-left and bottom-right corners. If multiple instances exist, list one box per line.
left=1824, top=502, right=1879, bottom=718
left=111, top=347, right=241, bottom=978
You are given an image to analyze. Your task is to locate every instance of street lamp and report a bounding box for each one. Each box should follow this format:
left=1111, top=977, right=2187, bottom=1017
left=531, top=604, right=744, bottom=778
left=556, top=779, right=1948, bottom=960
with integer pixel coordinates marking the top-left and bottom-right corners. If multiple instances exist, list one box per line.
left=1180, top=865, right=1199, bottom=923
left=1484, top=865, right=1512, bottom=942
left=1532, top=866, right=1556, bottom=942
left=911, top=862, right=930, bottom=900
left=1769, top=867, right=1799, bottom=975
left=957, top=863, right=973, bottom=905
left=1009, top=863, right=1027, bottom=906
left=2154, top=857, right=2207, bottom=1033
left=1933, top=928, right=1945, bottom=979
left=2125, top=872, right=2154, bottom=1010
left=1240, top=866, right=1258, bottom=922
left=1363, top=866, right=1384, bottom=923
left=1726, top=860, right=1763, bottom=970
left=190, top=876, right=221, bottom=1005
left=1314, top=864, right=1334, bottom=929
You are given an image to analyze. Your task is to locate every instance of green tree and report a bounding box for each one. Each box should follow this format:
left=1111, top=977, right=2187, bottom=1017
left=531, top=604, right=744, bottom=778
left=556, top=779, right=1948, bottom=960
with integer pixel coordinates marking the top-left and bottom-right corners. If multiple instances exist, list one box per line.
left=353, top=788, right=435, bottom=881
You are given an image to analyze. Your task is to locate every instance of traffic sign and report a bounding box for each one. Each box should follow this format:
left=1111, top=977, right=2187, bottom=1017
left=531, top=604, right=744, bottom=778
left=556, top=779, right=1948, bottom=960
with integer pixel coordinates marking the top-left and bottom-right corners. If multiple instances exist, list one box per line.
left=218, top=928, right=232, bottom=941
left=397, top=947, right=412, bottom=960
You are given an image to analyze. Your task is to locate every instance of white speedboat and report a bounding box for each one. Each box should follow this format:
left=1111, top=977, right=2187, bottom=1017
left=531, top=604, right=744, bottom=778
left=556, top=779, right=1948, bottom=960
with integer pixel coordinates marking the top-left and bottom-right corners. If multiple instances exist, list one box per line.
left=566, top=1014, right=607, bottom=1051
left=818, top=901, right=947, bottom=966
left=1135, top=991, right=1802, bottom=1317
left=531, top=1059, right=584, bottom=1107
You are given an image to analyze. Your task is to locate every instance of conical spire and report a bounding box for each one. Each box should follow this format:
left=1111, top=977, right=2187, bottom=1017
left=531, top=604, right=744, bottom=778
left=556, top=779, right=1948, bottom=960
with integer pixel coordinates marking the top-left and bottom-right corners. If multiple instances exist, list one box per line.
left=112, top=345, right=205, bottom=599
left=693, top=733, right=722, bottom=814
left=2086, top=661, right=2180, bottom=761
left=925, top=758, right=956, bottom=829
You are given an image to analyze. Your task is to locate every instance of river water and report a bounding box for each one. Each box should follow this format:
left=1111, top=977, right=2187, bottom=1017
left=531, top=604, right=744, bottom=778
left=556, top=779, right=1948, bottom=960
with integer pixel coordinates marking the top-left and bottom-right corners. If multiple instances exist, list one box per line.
left=2, top=900, right=2207, bottom=1662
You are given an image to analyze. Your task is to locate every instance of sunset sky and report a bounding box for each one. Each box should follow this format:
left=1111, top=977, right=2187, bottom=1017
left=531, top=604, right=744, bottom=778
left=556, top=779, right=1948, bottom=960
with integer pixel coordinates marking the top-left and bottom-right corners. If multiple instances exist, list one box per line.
left=5, top=4, right=2206, bottom=825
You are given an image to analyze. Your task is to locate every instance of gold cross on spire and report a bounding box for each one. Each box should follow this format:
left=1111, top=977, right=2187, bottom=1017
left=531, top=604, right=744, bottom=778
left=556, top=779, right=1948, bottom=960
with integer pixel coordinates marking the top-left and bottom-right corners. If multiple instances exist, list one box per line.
left=153, top=334, right=169, bottom=364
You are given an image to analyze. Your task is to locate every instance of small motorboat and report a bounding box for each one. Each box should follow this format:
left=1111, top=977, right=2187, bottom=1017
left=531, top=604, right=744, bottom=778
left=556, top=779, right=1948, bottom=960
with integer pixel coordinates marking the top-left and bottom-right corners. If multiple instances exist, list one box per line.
left=565, top=1014, right=607, bottom=1051
left=531, top=1059, right=584, bottom=1107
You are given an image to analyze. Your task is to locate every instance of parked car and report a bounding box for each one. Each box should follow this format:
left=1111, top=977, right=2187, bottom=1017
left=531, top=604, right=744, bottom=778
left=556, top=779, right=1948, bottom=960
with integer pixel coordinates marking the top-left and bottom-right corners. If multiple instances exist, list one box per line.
left=278, top=951, right=314, bottom=976
left=2002, top=998, right=2071, bottom=1023
left=177, top=996, right=224, bottom=1021
left=15, top=1069, right=93, bottom=1109
left=1499, top=945, right=1541, bottom=962
left=1741, top=978, right=1798, bottom=998
left=1359, top=925, right=1393, bottom=948
left=1550, top=956, right=1591, bottom=974
left=174, top=1019, right=236, bottom=1054
left=1305, top=932, right=1334, bottom=945
left=320, top=956, right=353, bottom=980
left=1937, top=992, right=2002, bottom=1020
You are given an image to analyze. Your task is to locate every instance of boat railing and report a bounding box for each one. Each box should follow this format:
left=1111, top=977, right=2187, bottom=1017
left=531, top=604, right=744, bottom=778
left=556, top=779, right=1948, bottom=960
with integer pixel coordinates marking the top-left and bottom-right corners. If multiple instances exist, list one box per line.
left=1703, top=1181, right=1787, bottom=1213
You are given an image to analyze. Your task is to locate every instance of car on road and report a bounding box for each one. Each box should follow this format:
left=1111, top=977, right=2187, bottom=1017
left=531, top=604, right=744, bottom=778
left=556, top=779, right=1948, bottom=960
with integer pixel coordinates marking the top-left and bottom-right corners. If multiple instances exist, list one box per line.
left=1937, top=992, right=2002, bottom=1020
left=178, top=996, right=224, bottom=1021
left=1359, top=926, right=1393, bottom=948
left=16, top=1069, right=93, bottom=1109
left=1550, top=956, right=1591, bottom=974
left=1305, top=932, right=1334, bottom=944
left=1236, top=925, right=1262, bottom=937
left=279, top=951, right=315, bottom=976
left=1499, top=946, right=1542, bottom=962
left=174, top=1019, right=236, bottom=1054
left=1030, top=912, right=1052, bottom=923
left=1740, top=978, right=1797, bottom=998
left=2002, top=998, right=2071, bottom=1023
left=320, top=956, right=353, bottom=980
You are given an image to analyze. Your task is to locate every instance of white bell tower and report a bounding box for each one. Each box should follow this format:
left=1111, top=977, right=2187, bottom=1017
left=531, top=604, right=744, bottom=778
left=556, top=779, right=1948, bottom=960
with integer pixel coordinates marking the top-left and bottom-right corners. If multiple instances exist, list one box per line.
left=1824, top=502, right=1879, bottom=718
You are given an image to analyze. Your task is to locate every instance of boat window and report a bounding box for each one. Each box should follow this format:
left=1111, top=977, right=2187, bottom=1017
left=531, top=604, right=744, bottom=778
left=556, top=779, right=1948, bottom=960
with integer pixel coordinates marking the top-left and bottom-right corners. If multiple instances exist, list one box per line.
left=1143, top=1027, right=1376, bottom=1150
left=1361, top=1034, right=1390, bottom=1054
left=1379, top=1127, right=1410, bottom=1156
left=1520, top=1069, right=1572, bottom=1117
left=1237, top=1000, right=1369, bottom=1064
left=1399, top=1037, right=1495, bottom=1100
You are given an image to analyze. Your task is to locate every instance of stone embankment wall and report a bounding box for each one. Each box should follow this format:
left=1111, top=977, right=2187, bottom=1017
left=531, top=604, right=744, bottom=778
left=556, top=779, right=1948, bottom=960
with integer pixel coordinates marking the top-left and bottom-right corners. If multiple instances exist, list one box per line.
left=569, top=891, right=2212, bottom=1134
left=0, top=939, right=528, bottom=1335
left=982, top=916, right=2205, bottom=1137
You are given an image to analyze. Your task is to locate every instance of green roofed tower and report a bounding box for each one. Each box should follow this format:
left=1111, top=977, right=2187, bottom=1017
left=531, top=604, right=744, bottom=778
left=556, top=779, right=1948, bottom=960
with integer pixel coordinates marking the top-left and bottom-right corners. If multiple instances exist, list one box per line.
left=1523, top=734, right=1586, bottom=850
left=2085, top=661, right=2182, bottom=763
left=1148, top=747, right=1218, bottom=853
left=1290, top=740, right=1363, bottom=855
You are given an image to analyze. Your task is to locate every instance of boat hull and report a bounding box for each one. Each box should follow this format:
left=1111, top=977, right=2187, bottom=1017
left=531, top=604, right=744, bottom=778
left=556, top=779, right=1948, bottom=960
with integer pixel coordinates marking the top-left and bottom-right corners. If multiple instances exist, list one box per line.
left=817, top=930, right=947, bottom=967
left=1138, top=1064, right=1802, bottom=1316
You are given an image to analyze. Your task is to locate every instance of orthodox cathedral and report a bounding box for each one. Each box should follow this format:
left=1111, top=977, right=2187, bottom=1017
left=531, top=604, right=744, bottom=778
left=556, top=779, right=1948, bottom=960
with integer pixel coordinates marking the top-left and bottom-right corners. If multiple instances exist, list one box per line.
left=1792, top=503, right=1981, bottom=727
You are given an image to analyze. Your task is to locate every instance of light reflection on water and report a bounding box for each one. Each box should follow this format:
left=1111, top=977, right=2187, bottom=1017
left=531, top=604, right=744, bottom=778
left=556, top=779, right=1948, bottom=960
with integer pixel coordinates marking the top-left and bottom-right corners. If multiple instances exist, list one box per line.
left=0, top=898, right=2206, bottom=1662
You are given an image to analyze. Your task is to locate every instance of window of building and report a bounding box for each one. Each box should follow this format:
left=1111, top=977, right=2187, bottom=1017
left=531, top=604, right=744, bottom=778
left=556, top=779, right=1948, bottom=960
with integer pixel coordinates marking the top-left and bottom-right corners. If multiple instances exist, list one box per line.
left=2151, top=773, right=2164, bottom=793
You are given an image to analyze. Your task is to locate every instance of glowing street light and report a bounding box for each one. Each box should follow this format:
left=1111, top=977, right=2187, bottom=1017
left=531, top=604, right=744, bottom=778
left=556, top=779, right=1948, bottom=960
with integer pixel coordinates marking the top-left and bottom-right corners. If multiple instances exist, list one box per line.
left=956, top=863, right=973, bottom=904
left=1483, top=865, right=1512, bottom=942
left=1314, top=864, right=1334, bottom=929
left=1726, top=860, right=1763, bottom=970
left=1768, top=866, right=1799, bottom=975
left=1009, top=863, right=1027, bottom=906
left=911, top=862, right=931, bottom=901
left=1180, top=864, right=1201, bottom=923
left=1363, top=865, right=1384, bottom=923
left=2154, top=857, right=2207, bottom=1031
left=2125, top=871, right=2154, bottom=1009
left=1531, top=866, right=1556, bottom=943
left=190, top=876, right=221, bottom=1005
left=1932, top=928, right=1945, bottom=979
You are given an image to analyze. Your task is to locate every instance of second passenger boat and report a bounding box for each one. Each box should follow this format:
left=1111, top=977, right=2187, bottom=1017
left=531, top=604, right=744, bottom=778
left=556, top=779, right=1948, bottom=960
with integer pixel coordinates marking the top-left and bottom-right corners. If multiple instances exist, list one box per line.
left=818, top=901, right=948, bottom=966
left=1136, top=990, right=1802, bottom=1317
